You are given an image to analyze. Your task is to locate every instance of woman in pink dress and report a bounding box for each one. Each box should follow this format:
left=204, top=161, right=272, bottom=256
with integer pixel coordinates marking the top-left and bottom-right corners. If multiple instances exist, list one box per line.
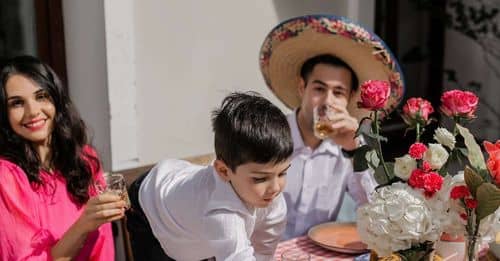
left=0, top=56, right=126, bottom=260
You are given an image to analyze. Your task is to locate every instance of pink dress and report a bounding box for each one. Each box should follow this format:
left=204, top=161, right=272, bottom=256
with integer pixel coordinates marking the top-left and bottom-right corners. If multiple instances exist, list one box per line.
left=0, top=149, right=114, bottom=261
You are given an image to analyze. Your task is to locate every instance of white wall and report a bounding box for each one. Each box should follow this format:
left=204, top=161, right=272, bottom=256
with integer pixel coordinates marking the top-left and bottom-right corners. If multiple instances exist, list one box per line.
left=132, top=0, right=374, bottom=168
left=63, top=0, right=374, bottom=170
left=62, top=0, right=111, bottom=170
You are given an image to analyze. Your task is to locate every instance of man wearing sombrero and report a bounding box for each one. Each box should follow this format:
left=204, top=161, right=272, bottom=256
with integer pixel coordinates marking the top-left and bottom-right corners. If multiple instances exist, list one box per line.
left=259, top=14, right=405, bottom=240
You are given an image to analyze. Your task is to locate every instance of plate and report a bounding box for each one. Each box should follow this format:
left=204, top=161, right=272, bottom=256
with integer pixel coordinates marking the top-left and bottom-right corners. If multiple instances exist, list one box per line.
left=354, top=253, right=370, bottom=261
left=307, top=222, right=368, bottom=254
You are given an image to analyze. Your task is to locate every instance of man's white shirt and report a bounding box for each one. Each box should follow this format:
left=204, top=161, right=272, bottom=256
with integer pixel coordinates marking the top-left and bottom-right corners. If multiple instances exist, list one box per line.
left=139, top=159, right=286, bottom=261
left=282, top=111, right=377, bottom=240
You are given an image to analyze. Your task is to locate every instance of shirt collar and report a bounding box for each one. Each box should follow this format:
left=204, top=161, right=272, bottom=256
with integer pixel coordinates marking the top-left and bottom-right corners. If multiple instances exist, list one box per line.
left=287, top=109, right=340, bottom=156
left=205, top=167, right=255, bottom=217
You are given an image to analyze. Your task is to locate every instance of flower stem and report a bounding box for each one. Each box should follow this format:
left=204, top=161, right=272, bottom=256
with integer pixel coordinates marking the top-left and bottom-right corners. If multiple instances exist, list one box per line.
left=416, top=122, right=421, bottom=142
left=374, top=111, right=391, bottom=181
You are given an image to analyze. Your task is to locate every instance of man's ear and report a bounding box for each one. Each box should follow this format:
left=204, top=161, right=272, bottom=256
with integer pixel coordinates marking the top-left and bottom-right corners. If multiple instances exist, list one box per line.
left=298, top=78, right=306, bottom=98
left=213, top=159, right=231, bottom=182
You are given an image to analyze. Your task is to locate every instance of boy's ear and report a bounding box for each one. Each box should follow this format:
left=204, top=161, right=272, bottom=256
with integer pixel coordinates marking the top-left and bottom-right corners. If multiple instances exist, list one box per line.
left=213, top=159, right=231, bottom=182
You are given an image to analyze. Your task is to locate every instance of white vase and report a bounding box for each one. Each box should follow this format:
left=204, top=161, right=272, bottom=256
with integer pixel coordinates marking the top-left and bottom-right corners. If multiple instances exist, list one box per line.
left=435, top=236, right=465, bottom=260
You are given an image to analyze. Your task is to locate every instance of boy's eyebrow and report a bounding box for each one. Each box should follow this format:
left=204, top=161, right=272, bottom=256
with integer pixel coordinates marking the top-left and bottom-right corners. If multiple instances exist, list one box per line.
left=251, top=164, right=291, bottom=175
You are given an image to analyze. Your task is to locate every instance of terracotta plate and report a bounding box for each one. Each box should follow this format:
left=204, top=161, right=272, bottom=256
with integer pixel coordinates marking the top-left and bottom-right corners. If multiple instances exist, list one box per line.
left=307, top=222, right=368, bottom=254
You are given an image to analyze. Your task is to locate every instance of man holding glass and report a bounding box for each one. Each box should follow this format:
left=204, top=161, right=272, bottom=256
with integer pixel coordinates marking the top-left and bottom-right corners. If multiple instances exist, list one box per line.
left=259, top=14, right=406, bottom=240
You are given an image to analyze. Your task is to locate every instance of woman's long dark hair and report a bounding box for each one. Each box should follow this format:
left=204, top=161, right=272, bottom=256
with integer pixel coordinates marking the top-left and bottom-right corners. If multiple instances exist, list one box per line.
left=0, top=55, right=99, bottom=204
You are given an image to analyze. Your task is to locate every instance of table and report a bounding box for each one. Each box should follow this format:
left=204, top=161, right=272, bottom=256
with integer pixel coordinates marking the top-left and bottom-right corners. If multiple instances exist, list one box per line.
left=274, top=236, right=359, bottom=261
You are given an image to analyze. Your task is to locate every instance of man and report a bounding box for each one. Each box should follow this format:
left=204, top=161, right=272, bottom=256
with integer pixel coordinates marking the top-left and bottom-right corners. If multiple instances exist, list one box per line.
left=259, top=14, right=405, bottom=239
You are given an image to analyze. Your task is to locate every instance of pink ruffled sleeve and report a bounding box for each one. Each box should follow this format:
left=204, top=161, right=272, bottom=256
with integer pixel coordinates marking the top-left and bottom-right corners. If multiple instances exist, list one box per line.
left=0, top=160, right=55, bottom=261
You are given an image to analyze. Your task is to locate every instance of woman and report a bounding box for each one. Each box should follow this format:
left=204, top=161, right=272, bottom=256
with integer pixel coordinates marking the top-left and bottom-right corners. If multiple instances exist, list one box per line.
left=0, top=56, right=126, bottom=260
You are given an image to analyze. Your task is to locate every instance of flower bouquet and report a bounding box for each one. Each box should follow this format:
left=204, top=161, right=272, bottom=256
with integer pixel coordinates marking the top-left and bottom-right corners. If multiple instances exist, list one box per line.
left=435, top=91, right=500, bottom=260
left=352, top=83, right=500, bottom=260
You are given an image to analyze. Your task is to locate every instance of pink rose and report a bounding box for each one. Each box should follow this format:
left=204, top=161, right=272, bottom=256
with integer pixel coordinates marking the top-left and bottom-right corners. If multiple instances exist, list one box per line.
left=484, top=140, right=500, bottom=186
left=402, top=97, right=434, bottom=125
left=358, top=80, right=391, bottom=110
left=440, top=90, right=479, bottom=119
left=409, top=142, right=427, bottom=159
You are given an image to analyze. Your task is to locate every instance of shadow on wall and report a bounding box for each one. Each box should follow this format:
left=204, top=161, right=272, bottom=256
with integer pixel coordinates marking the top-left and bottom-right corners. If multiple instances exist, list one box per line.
left=271, top=0, right=348, bottom=22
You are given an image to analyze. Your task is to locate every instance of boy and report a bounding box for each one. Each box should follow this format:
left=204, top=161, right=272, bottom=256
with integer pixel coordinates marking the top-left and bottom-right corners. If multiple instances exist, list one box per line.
left=127, top=92, right=293, bottom=260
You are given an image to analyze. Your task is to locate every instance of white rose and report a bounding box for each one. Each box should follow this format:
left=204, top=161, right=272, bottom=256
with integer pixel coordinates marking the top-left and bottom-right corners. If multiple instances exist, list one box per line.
left=434, top=127, right=456, bottom=150
left=365, top=150, right=380, bottom=170
left=394, top=154, right=417, bottom=180
left=423, top=143, right=449, bottom=170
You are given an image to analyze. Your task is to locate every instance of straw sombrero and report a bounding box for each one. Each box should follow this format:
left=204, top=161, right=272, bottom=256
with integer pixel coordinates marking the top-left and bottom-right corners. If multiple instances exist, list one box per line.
left=259, top=14, right=405, bottom=120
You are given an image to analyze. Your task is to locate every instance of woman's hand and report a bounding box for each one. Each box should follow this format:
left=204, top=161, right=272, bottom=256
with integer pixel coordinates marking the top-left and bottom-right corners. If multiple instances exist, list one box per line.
left=76, top=193, right=126, bottom=233
left=51, top=193, right=126, bottom=260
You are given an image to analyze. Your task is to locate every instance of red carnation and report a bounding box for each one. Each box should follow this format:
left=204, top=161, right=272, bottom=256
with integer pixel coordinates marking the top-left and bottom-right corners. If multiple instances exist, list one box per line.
left=409, top=142, right=427, bottom=159
left=422, top=161, right=432, bottom=172
left=409, top=169, right=426, bottom=188
left=460, top=213, right=468, bottom=221
left=465, top=198, right=478, bottom=209
left=358, top=80, right=391, bottom=110
left=422, top=172, right=443, bottom=197
left=450, top=185, right=471, bottom=199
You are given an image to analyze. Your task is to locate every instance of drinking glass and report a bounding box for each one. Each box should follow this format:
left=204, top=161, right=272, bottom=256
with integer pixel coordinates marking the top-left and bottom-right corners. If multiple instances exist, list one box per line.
left=103, top=173, right=131, bottom=209
left=313, top=104, right=336, bottom=139
left=281, top=249, right=311, bottom=261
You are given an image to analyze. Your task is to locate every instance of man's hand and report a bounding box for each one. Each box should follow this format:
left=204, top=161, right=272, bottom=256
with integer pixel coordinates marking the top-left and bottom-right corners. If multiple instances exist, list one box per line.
left=326, top=104, right=359, bottom=151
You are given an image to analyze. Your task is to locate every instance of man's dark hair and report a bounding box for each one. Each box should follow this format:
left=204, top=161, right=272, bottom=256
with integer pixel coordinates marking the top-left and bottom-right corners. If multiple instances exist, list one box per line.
left=300, top=54, right=359, bottom=92
left=211, top=92, right=293, bottom=171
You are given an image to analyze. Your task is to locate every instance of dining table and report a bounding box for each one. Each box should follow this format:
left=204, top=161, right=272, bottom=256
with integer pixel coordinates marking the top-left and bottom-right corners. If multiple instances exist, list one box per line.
left=274, top=236, right=361, bottom=261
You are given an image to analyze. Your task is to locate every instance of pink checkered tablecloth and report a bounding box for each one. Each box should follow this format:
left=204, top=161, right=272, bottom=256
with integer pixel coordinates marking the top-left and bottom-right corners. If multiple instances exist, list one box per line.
left=274, top=236, right=357, bottom=261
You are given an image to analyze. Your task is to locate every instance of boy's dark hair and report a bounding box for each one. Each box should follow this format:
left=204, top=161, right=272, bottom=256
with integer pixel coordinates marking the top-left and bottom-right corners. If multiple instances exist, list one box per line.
left=211, top=92, right=293, bottom=171
left=300, top=54, right=359, bottom=92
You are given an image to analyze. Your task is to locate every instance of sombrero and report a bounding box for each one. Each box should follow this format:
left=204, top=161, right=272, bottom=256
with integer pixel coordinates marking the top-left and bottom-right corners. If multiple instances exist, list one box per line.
left=259, top=14, right=405, bottom=120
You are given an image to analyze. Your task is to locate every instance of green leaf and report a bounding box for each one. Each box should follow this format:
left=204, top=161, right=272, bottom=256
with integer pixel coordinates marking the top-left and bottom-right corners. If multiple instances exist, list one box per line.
left=397, top=241, right=435, bottom=261
left=476, top=183, right=500, bottom=221
left=353, top=145, right=372, bottom=172
left=365, top=132, right=388, bottom=142
left=456, top=124, right=487, bottom=170
left=374, top=163, right=394, bottom=185
left=458, top=147, right=468, bottom=157
left=361, top=134, right=378, bottom=150
left=464, top=166, right=484, bottom=197
left=477, top=169, right=492, bottom=183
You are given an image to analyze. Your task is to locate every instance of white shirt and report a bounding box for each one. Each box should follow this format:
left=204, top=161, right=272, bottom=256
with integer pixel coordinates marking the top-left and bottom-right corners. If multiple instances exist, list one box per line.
left=282, top=112, right=377, bottom=240
left=139, top=159, right=286, bottom=261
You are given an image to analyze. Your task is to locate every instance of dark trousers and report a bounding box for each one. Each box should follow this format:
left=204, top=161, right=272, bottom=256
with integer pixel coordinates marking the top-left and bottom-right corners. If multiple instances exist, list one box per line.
left=126, top=171, right=176, bottom=261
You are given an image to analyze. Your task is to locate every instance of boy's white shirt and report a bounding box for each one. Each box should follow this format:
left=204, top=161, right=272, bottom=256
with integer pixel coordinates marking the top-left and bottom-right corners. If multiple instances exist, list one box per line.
left=139, top=159, right=286, bottom=261
left=282, top=111, right=377, bottom=240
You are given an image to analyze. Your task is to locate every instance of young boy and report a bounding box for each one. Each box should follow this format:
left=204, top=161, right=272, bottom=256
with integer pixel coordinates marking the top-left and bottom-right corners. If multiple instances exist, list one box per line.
left=127, top=92, right=293, bottom=260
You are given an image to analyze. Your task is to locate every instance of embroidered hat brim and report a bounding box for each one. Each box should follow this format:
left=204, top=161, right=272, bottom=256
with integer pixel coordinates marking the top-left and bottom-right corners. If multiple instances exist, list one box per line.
left=259, top=15, right=405, bottom=120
